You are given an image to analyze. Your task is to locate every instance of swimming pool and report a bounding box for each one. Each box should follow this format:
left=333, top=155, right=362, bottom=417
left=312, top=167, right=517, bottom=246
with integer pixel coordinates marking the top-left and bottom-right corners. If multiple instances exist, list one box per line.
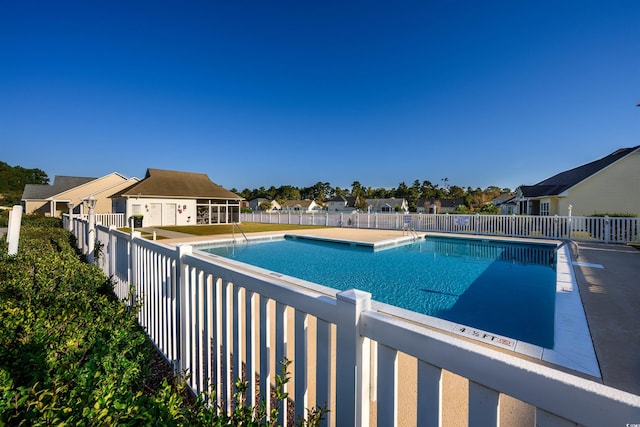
left=202, top=235, right=557, bottom=348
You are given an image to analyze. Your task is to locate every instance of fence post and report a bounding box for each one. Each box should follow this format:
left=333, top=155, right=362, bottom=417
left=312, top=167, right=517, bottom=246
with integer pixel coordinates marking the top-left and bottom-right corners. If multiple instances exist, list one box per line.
left=67, top=205, right=74, bottom=232
left=87, top=205, right=96, bottom=264
left=336, top=289, right=372, bottom=427
left=7, top=205, right=23, bottom=256
left=108, top=226, right=117, bottom=280
left=175, top=244, right=193, bottom=375
left=604, top=216, right=610, bottom=244
left=128, top=231, right=142, bottom=307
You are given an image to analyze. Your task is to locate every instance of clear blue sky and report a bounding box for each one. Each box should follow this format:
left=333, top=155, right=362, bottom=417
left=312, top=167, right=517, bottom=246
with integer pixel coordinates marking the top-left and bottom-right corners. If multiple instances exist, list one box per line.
left=1, top=1, right=639, bottom=193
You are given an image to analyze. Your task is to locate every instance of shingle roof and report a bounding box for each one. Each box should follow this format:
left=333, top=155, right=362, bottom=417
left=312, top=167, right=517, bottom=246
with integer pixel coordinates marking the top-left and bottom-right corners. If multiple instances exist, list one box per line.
left=326, top=195, right=347, bottom=202
left=21, top=176, right=97, bottom=200
left=490, top=193, right=515, bottom=205
left=326, top=195, right=358, bottom=207
left=365, top=198, right=406, bottom=210
left=522, top=146, right=640, bottom=197
left=115, top=169, right=241, bottom=199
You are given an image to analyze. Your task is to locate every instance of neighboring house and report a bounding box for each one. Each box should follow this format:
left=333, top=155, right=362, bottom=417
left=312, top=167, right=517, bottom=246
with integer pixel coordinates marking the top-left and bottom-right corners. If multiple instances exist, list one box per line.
left=416, top=198, right=465, bottom=214
left=491, top=193, right=517, bottom=215
left=21, top=173, right=138, bottom=217
left=248, top=198, right=281, bottom=212
left=325, top=195, right=359, bottom=212
left=364, top=198, right=408, bottom=213
left=515, top=146, right=640, bottom=216
left=111, top=168, right=243, bottom=227
left=280, top=199, right=321, bottom=213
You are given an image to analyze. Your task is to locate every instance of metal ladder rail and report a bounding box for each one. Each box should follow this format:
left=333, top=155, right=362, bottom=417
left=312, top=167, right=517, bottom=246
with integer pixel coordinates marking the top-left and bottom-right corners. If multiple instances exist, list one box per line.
left=232, top=222, right=249, bottom=244
left=557, top=238, right=579, bottom=260
left=404, top=223, right=420, bottom=239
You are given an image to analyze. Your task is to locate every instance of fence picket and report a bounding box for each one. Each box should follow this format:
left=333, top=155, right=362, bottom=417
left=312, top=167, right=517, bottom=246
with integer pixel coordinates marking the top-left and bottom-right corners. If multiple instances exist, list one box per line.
left=294, top=309, right=309, bottom=423
left=468, top=381, right=500, bottom=427
left=417, top=361, right=442, bottom=427
left=377, top=343, right=399, bottom=426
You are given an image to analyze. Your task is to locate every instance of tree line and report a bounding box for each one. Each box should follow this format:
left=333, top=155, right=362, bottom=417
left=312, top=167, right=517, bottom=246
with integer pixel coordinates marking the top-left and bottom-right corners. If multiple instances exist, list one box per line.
left=0, top=162, right=49, bottom=206
left=231, top=179, right=512, bottom=213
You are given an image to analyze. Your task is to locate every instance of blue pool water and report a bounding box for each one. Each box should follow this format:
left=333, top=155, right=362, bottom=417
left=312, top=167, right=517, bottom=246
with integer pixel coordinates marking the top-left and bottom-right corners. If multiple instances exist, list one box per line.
left=203, top=236, right=557, bottom=347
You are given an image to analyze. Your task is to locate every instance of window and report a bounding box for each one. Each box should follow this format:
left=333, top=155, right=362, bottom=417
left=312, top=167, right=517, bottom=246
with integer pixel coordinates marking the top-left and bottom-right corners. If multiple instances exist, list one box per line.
left=540, top=202, right=550, bottom=216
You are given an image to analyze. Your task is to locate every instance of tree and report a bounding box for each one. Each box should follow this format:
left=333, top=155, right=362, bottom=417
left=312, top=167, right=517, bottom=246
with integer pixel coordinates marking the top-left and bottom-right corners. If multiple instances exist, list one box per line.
left=0, top=162, right=49, bottom=192
left=351, top=181, right=363, bottom=197
left=395, top=181, right=409, bottom=198
left=447, top=185, right=465, bottom=199
left=371, top=187, right=391, bottom=198
left=334, top=186, right=348, bottom=197
left=302, top=181, right=333, bottom=201
left=238, top=188, right=252, bottom=199
left=275, top=185, right=301, bottom=203
left=355, top=196, right=368, bottom=212
left=266, top=186, right=277, bottom=200
left=485, top=186, right=502, bottom=199
left=477, top=203, right=499, bottom=214
left=419, top=180, right=437, bottom=200
left=258, top=200, right=272, bottom=211
left=0, top=162, right=50, bottom=206
left=224, top=179, right=513, bottom=213
left=406, top=180, right=421, bottom=211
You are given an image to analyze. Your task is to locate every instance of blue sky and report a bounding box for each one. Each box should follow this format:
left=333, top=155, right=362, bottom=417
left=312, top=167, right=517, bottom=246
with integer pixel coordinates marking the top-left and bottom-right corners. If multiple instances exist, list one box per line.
left=1, top=1, right=639, bottom=193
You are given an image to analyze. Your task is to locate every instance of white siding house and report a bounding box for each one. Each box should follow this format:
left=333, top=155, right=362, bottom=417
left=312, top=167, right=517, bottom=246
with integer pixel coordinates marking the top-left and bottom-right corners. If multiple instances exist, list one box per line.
left=112, top=168, right=243, bottom=227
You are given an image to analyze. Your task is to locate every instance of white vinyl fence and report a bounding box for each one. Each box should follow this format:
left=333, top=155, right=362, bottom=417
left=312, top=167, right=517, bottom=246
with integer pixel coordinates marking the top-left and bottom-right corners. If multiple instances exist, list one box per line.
left=68, top=217, right=640, bottom=426
left=241, top=212, right=640, bottom=244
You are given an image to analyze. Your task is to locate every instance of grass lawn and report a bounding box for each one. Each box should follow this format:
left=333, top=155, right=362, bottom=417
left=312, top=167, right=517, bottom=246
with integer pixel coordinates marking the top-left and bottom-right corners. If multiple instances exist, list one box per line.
left=156, top=222, right=328, bottom=236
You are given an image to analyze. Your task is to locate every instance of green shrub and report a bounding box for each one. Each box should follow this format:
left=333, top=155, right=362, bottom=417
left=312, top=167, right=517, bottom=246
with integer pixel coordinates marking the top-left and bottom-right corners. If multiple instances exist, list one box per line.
left=589, top=212, right=638, bottom=218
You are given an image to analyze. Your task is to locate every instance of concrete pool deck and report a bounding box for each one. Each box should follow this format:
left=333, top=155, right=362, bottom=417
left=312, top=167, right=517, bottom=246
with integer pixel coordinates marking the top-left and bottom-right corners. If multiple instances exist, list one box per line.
left=156, top=226, right=639, bottom=396
left=570, top=242, right=640, bottom=396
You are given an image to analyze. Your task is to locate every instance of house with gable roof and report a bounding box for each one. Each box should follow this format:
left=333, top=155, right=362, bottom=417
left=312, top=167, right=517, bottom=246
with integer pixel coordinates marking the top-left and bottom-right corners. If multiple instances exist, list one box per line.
left=325, top=195, right=359, bottom=213
left=364, top=198, right=408, bottom=213
left=248, top=198, right=281, bottom=212
left=21, top=172, right=138, bottom=217
left=515, top=146, right=640, bottom=217
left=416, top=198, right=466, bottom=214
left=490, top=193, right=517, bottom=215
left=279, top=199, right=321, bottom=213
left=111, top=168, right=243, bottom=227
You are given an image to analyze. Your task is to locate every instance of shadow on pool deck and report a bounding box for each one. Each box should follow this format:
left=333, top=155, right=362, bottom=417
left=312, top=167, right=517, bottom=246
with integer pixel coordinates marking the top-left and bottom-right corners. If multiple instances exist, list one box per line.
left=572, top=242, right=640, bottom=395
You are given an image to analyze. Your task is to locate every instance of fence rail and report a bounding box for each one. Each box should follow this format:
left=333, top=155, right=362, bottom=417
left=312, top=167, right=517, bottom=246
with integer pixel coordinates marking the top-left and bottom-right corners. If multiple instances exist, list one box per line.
left=241, top=212, right=640, bottom=244
left=67, top=216, right=640, bottom=426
